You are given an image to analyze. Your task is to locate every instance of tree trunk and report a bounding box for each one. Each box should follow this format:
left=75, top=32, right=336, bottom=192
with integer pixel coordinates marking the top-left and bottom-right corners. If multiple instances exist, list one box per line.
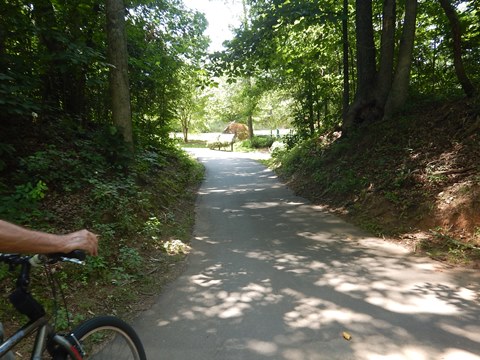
left=31, top=0, right=63, bottom=111
left=106, top=0, right=133, bottom=147
left=438, top=0, right=476, bottom=97
left=247, top=114, right=254, bottom=139
left=342, top=0, right=350, bottom=122
left=375, top=0, right=396, bottom=107
left=308, top=86, right=315, bottom=135
left=241, top=1, right=255, bottom=140
left=0, top=16, right=5, bottom=64
left=64, top=69, right=87, bottom=119
left=181, top=110, right=191, bottom=143
left=354, top=0, right=376, bottom=98
left=32, top=0, right=89, bottom=119
left=63, top=3, right=100, bottom=121
left=384, top=0, right=418, bottom=120
left=343, top=0, right=379, bottom=132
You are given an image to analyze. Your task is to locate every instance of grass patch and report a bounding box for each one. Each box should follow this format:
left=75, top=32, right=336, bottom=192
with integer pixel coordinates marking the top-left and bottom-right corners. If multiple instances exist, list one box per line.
left=179, top=139, right=208, bottom=148
left=418, top=229, right=480, bottom=265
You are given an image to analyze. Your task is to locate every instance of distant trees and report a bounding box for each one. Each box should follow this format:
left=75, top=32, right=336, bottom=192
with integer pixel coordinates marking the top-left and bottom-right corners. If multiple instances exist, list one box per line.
left=175, top=67, right=210, bottom=142
left=214, top=0, right=479, bottom=139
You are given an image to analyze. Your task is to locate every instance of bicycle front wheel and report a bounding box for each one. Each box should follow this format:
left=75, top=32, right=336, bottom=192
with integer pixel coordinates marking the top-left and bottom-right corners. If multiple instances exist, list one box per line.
left=66, top=316, right=146, bottom=360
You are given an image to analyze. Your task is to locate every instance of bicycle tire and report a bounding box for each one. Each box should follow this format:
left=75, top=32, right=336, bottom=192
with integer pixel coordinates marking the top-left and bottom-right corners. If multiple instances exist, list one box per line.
left=54, top=316, right=146, bottom=360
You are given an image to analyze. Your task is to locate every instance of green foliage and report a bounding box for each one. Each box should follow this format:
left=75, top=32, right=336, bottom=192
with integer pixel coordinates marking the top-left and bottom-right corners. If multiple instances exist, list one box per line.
left=0, top=263, right=11, bottom=282
left=14, top=125, right=132, bottom=195
left=0, top=123, right=205, bottom=329
left=143, top=216, right=163, bottom=239
left=242, top=136, right=275, bottom=149
left=384, top=191, right=401, bottom=205
left=282, top=129, right=312, bottom=150
left=0, top=181, right=48, bottom=223
left=0, top=143, right=15, bottom=172
left=411, top=1, right=480, bottom=98
left=213, top=0, right=479, bottom=138
left=0, top=0, right=206, bottom=329
left=20, top=147, right=92, bottom=192
left=214, top=0, right=345, bottom=136
left=85, top=255, right=109, bottom=279
left=0, top=72, right=41, bottom=118
left=54, top=308, right=86, bottom=332
left=118, top=246, right=143, bottom=273
left=127, top=1, right=209, bottom=135
left=273, top=137, right=325, bottom=176
left=418, top=228, right=480, bottom=264
left=1, top=0, right=209, bottom=148
left=327, top=168, right=369, bottom=195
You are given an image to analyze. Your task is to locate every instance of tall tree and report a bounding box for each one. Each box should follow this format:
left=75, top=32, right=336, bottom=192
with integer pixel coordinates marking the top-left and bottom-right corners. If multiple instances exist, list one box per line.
left=31, top=0, right=63, bottom=111
left=241, top=0, right=255, bottom=139
left=106, top=0, right=133, bottom=147
left=343, top=0, right=379, bottom=131
left=384, top=0, right=418, bottom=119
left=175, top=67, right=208, bottom=142
left=375, top=0, right=396, bottom=107
left=344, top=0, right=420, bottom=131
left=342, top=0, right=350, bottom=121
left=438, top=0, right=476, bottom=97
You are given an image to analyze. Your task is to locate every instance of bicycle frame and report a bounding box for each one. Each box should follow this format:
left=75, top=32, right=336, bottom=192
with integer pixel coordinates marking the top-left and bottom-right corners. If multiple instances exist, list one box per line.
left=0, top=316, right=83, bottom=360
left=0, top=253, right=91, bottom=359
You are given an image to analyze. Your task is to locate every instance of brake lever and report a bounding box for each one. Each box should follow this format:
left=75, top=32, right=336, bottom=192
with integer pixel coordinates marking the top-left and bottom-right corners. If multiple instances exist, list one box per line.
left=59, top=257, right=85, bottom=266
left=29, top=253, right=86, bottom=267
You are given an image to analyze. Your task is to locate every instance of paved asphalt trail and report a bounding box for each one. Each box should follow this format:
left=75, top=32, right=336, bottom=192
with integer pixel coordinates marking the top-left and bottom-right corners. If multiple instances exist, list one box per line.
left=133, top=149, right=480, bottom=360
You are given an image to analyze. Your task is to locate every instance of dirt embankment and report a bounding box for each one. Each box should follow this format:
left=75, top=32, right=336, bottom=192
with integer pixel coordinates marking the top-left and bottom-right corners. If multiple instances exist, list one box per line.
left=283, top=98, right=480, bottom=267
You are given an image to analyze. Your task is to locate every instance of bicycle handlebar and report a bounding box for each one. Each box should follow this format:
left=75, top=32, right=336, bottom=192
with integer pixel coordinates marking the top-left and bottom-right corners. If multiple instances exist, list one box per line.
left=0, top=250, right=86, bottom=267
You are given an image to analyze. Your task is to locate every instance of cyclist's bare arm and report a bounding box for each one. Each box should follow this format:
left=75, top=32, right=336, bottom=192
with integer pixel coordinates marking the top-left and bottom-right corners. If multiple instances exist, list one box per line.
left=0, top=220, right=98, bottom=255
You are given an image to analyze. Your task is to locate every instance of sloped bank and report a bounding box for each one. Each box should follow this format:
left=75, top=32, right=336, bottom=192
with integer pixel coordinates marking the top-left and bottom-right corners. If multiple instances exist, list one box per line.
left=272, top=99, right=480, bottom=267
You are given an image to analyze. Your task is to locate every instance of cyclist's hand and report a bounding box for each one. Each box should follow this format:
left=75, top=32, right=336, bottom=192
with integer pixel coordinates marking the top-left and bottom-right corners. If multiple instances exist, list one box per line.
left=62, top=230, right=99, bottom=256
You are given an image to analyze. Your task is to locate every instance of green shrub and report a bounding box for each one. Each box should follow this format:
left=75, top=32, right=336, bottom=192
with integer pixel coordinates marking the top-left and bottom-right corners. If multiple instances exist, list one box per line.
left=327, top=168, right=368, bottom=195
left=119, top=246, right=143, bottom=272
left=0, top=72, right=41, bottom=118
left=143, top=216, right=163, bottom=239
left=242, top=136, right=275, bottom=149
left=0, top=180, right=48, bottom=223
left=19, top=143, right=110, bottom=192
left=0, top=143, right=15, bottom=172
left=273, top=137, right=325, bottom=176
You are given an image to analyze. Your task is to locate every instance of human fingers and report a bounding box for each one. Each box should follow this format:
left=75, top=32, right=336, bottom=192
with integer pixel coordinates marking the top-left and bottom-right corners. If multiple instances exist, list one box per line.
left=65, top=229, right=99, bottom=256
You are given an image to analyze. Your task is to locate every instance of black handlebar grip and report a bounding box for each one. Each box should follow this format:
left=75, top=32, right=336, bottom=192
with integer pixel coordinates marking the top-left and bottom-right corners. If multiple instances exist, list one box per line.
left=66, top=250, right=86, bottom=261
left=48, top=250, right=86, bottom=262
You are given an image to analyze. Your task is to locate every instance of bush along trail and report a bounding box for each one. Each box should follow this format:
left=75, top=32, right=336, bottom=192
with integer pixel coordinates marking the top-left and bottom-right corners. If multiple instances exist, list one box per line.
left=0, top=123, right=203, bottom=357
